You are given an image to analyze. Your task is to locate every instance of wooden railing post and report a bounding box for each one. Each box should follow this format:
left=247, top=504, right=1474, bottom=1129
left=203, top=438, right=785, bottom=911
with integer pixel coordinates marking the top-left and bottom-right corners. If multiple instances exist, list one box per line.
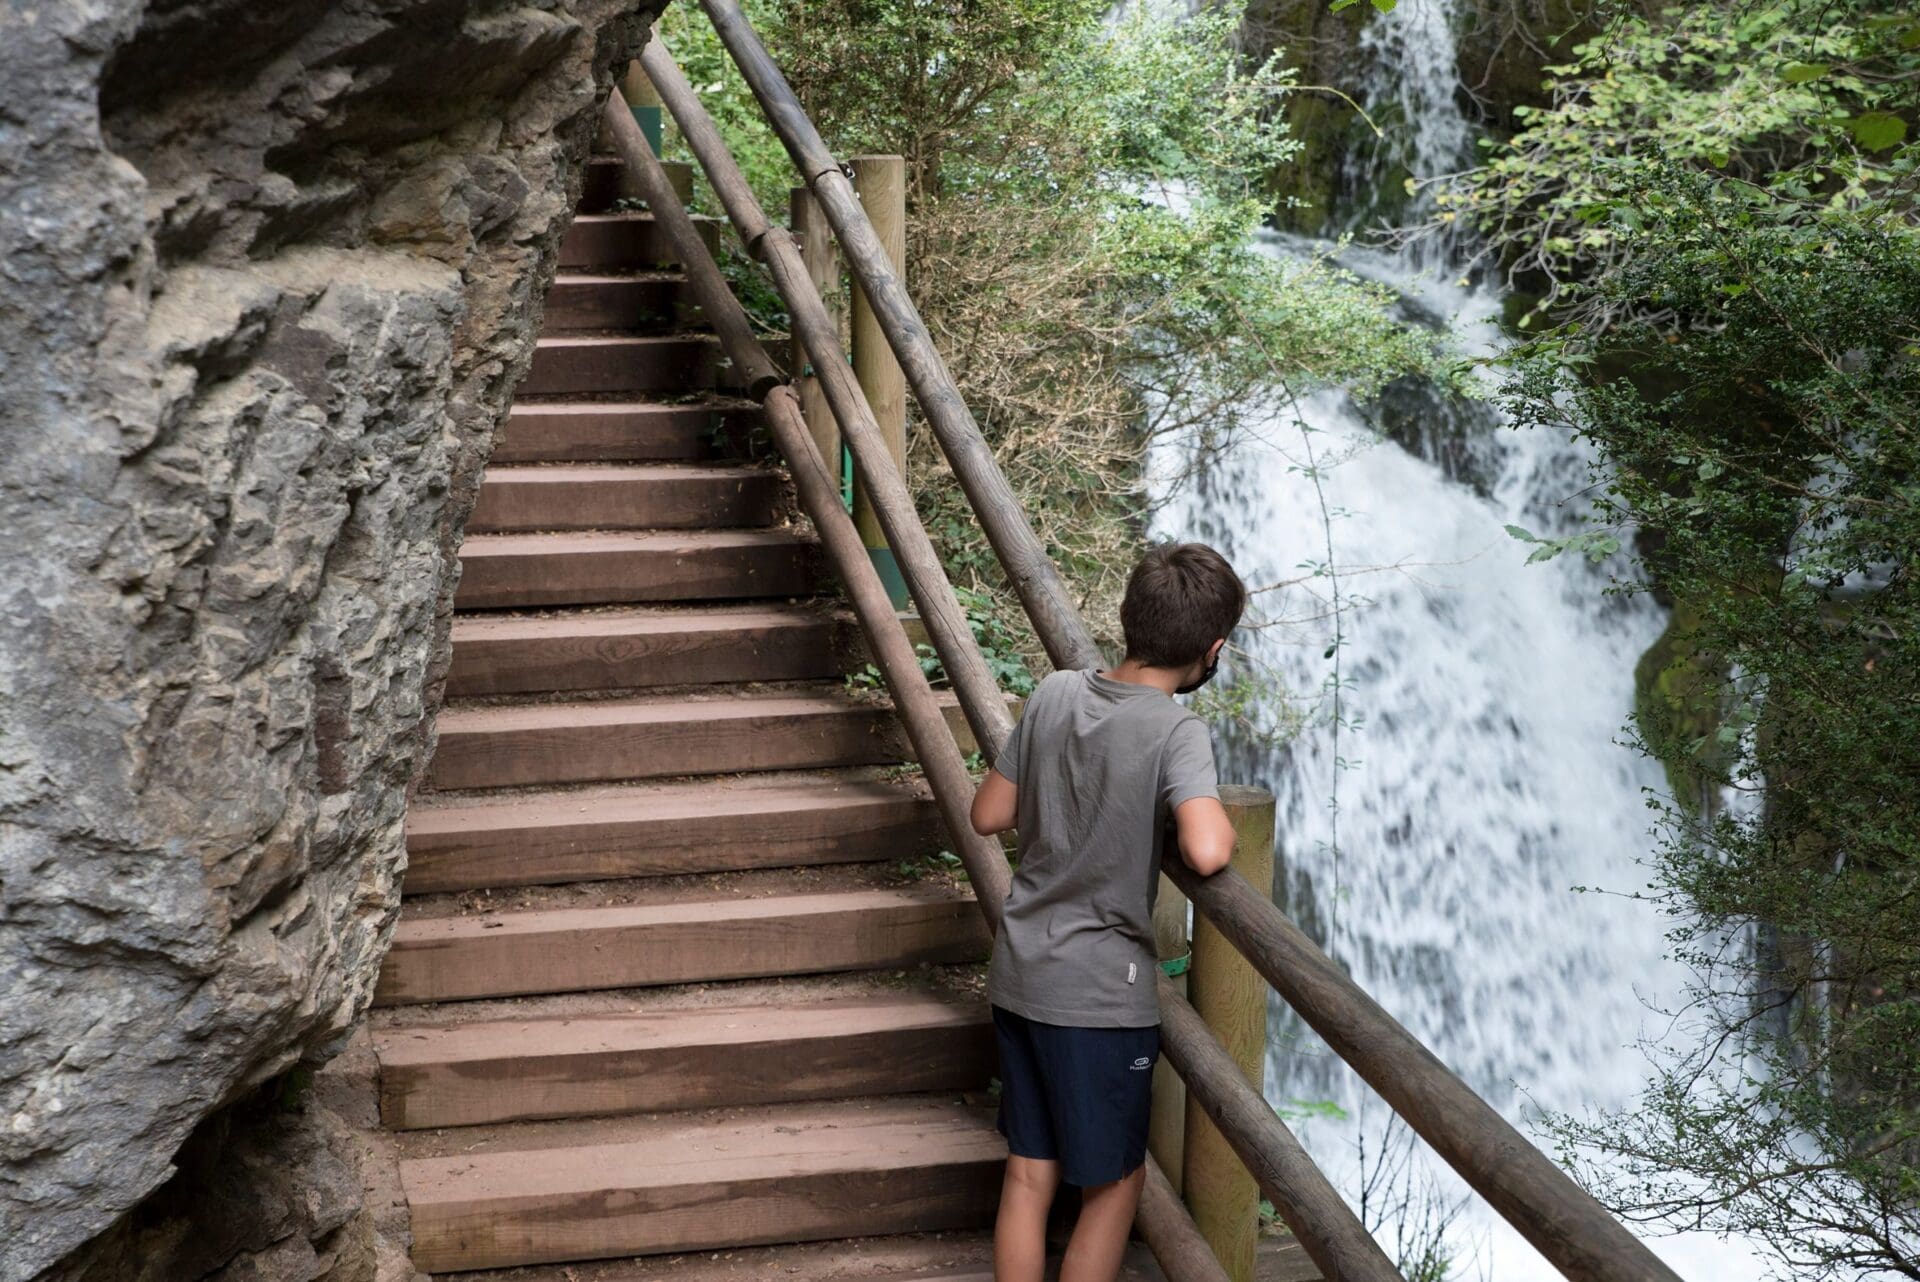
left=1183, top=785, right=1276, bottom=1282
left=620, top=59, right=665, bottom=155
left=789, top=186, right=841, bottom=493
left=848, top=154, right=909, bottom=607
left=1150, top=874, right=1191, bottom=1197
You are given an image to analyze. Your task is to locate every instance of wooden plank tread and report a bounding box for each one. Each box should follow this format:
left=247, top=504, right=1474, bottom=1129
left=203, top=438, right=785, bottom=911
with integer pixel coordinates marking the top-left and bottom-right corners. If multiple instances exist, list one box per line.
left=389, top=886, right=976, bottom=946
left=401, top=1101, right=1001, bottom=1201
left=376, top=994, right=985, bottom=1070
left=403, top=773, right=936, bottom=894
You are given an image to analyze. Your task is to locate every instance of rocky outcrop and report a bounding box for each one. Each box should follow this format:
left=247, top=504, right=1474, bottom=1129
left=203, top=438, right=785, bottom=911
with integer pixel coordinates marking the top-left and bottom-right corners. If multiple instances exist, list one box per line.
left=0, top=1, right=660, bottom=1276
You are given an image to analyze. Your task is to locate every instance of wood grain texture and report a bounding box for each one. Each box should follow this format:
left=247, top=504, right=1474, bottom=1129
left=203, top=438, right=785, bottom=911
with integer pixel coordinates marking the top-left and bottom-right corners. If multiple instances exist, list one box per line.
left=847, top=154, right=907, bottom=554
left=467, top=463, right=782, bottom=533
left=557, top=211, right=720, bottom=269
left=1184, top=787, right=1276, bottom=1281
left=374, top=994, right=993, bottom=1128
left=444, top=604, right=853, bottom=697
left=424, top=688, right=978, bottom=791
left=490, top=401, right=749, bottom=465
left=373, top=887, right=991, bottom=1005
left=400, top=1100, right=1005, bottom=1272
left=640, top=45, right=1015, bottom=761
left=403, top=774, right=938, bottom=894
left=541, top=272, right=686, bottom=331
left=452, top=529, right=821, bottom=609
left=518, top=334, right=718, bottom=397
left=1167, top=849, right=1686, bottom=1282
left=1159, top=981, right=1402, bottom=1282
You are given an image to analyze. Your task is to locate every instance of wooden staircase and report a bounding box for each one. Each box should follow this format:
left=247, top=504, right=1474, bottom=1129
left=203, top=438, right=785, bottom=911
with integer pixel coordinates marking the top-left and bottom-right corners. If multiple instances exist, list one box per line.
left=376, top=153, right=1160, bottom=1279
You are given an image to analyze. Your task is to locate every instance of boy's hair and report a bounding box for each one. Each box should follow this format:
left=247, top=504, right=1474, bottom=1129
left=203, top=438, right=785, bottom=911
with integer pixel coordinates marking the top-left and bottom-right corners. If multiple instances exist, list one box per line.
left=1120, top=542, right=1246, bottom=668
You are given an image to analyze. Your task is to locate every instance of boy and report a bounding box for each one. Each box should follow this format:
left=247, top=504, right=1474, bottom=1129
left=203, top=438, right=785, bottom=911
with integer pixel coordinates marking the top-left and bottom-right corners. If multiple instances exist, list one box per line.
left=969, top=542, right=1245, bottom=1282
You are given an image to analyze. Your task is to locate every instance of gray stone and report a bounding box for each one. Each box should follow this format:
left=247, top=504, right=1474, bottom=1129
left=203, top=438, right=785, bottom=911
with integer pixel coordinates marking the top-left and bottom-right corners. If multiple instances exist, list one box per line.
left=0, top=1, right=664, bottom=1276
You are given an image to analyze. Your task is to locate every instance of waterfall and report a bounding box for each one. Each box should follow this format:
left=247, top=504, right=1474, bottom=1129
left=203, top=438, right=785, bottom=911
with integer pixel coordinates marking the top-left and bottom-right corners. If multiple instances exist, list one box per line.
left=1149, top=2, right=1764, bottom=1275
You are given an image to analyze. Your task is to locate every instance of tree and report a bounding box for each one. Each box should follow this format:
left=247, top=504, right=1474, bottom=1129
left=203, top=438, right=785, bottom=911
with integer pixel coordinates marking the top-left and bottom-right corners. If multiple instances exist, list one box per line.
left=659, top=0, right=1435, bottom=651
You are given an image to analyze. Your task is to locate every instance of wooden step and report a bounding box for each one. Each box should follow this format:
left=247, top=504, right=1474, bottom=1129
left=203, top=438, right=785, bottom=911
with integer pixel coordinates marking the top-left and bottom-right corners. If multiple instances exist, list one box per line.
left=453, top=529, right=821, bottom=610
left=578, top=156, right=693, bottom=213
left=518, top=334, right=717, bottom=397
left=444, top=604, right=853, bottom=698
left=490, top=401, right=756, bottom=465
left=467, top=464, right=784, bottom=534
left=542, top=272, right=688, bottom=331
left=374, top=994, right=993, bottom=1129
left=436, top=1232, right=1176, bottom=1282
left=374, top=887, right=990, bottom=1006
left=425, top=689, right=972, bottom=791
left=399, top=1099, right=1004, bottom=1272
left=558, top=211, right=721, bottom=270
left=404, top=775, right=939, bottom=895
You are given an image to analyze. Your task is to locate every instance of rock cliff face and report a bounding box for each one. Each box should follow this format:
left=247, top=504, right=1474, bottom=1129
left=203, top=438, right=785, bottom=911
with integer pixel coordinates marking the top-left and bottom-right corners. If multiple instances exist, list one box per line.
left=0, top=2, right=659, bottom=1276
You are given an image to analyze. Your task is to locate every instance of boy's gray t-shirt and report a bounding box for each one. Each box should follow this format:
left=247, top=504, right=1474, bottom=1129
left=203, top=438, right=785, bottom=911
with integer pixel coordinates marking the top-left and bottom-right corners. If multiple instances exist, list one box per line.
left=985, top=669, right=1219, bottom=1027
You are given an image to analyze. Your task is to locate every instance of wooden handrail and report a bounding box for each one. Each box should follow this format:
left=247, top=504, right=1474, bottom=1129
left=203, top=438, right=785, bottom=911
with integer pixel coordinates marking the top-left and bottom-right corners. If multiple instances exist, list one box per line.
left=646, top=9, right=1691, bottom=1281
left=601, top=90, right=1011, bottom=929
left=1159, top=976, right=1403, bottom=1281
left=695, top=0, right=1105, bottom=674
left=637, top=41, right=1015, bottom=759
left=634, top=39, right=1384, bottom=1282
left=1163, top=857, right=1687, bottom=1282
left=605, top=85, right=1234, bottom=1282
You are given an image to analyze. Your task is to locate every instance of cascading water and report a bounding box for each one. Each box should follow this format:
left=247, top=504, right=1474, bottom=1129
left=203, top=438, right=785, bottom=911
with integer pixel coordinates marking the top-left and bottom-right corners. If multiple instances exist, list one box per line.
left=1149, top=2, right=1764, bottom=1276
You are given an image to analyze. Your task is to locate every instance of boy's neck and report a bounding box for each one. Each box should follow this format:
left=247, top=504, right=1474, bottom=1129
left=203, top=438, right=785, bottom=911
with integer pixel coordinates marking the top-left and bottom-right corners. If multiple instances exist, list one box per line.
left=1099, top=658, right=1185, bottom=697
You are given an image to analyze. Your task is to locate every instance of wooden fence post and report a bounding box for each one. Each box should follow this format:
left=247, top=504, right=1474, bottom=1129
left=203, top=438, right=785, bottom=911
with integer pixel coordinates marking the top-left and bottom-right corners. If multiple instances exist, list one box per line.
left=848, top=154, right=909, bottom=607
left=621, top=58, right=665, bottom=155
left=790, top=186, right=842, bottom=492
left=1183, top=784, right=1276, bottom=1282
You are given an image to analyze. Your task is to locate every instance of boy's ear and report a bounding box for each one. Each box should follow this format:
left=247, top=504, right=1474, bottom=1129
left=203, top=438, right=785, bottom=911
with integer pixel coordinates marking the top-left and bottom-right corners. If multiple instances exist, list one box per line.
left=1206, top=638, right=1226, bottom=664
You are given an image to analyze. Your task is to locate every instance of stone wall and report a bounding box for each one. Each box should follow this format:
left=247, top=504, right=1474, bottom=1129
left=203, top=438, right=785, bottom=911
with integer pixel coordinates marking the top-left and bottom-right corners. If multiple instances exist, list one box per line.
left=0, top=2, right=661, bottom=1276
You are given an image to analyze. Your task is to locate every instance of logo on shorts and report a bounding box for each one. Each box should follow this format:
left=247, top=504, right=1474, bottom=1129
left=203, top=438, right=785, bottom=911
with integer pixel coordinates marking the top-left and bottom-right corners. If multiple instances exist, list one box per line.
left=1130, top=1056, right=1152, bottom=1071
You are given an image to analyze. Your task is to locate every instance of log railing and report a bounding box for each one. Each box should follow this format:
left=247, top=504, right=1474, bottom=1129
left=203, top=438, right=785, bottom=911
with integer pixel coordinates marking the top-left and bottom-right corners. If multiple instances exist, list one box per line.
left=630, top=54, right=1393, bottom=1280
left=616, top=6, right=1690, bottom=1281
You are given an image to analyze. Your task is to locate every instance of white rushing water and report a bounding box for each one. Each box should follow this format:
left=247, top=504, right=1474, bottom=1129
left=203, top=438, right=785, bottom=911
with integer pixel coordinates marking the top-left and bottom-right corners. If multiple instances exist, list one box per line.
left=1147, top=2, right=1768, bottom=1276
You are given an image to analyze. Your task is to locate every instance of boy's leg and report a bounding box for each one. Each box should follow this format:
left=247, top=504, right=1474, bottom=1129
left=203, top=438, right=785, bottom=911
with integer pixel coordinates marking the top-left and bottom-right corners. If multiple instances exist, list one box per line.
left=1033, top=1019, right=1160, bottom=1281
left=995, top=1154, right=1062, bottom=1282
left=1059, top=1163, right=1146, bottom=1282
left=992, top=1007, right=1063, bottom=1282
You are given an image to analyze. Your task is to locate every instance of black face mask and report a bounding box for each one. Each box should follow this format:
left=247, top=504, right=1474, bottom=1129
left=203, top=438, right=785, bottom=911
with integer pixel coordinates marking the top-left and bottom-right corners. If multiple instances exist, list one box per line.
left=1175, top=654, right=1220, bottom=695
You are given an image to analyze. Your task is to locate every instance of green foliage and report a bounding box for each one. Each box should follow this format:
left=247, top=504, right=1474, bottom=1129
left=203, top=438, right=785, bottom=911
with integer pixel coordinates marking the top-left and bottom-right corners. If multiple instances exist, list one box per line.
left=687, top=0, right=1433, bottom=659
left=1499, top=160, right=1920, bottom=1278
left=654, top=4, right=792, bottom=214
left=1452, top=9, right=1920, bottom=1265
left=895, top=848, right=967, bottom=882
left=1442, top=0, right=1920, bottom=317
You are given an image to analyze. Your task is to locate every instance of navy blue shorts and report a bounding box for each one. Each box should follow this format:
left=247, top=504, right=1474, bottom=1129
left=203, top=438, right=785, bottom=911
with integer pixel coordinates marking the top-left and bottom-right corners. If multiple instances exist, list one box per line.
left=991, top=1005, right=1160, bottom=1187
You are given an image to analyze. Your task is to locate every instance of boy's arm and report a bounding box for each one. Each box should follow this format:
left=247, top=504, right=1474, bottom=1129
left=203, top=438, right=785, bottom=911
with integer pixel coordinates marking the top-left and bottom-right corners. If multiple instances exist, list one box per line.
left=971, top=769, right=1018, bottom=835
left=1164, top=717, right=1233, bottom=875
left=1173, top=795, right=1235, bottom=876
left=973, top=684, right=1032, bottom=836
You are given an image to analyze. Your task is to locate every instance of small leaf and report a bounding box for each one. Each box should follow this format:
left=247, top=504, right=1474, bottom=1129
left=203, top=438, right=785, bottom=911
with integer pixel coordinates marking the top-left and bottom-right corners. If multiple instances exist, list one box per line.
left=1504, top=523, right=1539, bottom=543
left=1370, top=0, right=1397, bottom=10
left=1781, top=62, right=1830, bottom=83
